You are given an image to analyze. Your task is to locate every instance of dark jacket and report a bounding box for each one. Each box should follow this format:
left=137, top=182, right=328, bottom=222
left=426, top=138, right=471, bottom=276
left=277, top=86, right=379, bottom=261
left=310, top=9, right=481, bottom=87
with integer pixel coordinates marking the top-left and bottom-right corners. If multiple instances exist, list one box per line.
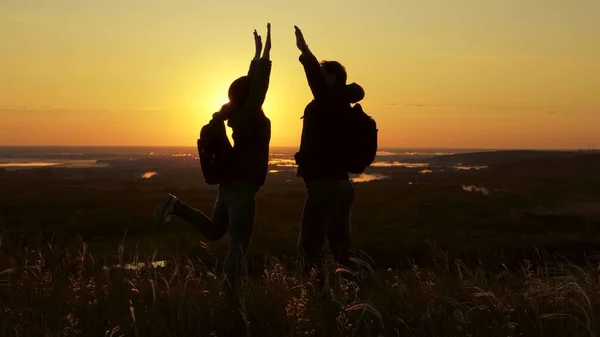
left=225, top=58, right=272, bottom=186
left=296, top=52, right=365, bottom=183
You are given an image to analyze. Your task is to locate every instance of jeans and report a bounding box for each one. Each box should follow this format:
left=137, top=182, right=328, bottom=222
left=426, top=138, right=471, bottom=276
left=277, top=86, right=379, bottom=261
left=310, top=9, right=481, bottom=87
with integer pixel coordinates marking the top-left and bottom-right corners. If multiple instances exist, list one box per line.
left=173, top=181, right=259, bottom=285
left=298, top=179, right=355, bottom=280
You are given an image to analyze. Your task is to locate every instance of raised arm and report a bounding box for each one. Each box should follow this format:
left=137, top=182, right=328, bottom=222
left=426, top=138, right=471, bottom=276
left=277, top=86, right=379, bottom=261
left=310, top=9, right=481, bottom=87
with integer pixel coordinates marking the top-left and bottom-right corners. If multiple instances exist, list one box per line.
left=243, top=23, right=272, bottom=114
left=247, top=29, right=262, bottom=77
left=295, top=26, right=329, bottom=102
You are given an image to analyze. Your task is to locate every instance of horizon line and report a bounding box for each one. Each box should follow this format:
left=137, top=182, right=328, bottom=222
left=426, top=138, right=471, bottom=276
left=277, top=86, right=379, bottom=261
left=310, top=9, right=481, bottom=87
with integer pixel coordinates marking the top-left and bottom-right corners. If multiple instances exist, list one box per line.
left=0, top=144, right=593, bottom=151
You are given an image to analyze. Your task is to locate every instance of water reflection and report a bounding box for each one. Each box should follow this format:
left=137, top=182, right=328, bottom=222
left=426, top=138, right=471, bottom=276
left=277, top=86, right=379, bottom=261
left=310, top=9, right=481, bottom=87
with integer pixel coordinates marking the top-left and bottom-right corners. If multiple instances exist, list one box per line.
left=0, top=160, right=108, bottom=169
left=402, top=151, right=455, bottom=156
left=462, top=185, right=490, bottom=195
left=265, top=158, right=489, bottom=172
left=351, top=173, right=389, bottom=183
left=268, top=159, right=297, bottom=167
left=147, top=152, right=193, bottom=157
left=454, top=165, right=488, bottom=171
left=376, top=151, right=455, bottom=156
left=268, top=159, right=431, bottom=169
left=115, top=260, right=167, bottom=270
left=141, top=171, right=158, bottom=179
left=0, top=162, right=59, bottom=168
left=376, top=151, right=397, bottom=156
left=269, top=169, right=279, bottom=173
left=371, top=162, right=429, bottom=168
left=419, top=169, right=433, bottom=174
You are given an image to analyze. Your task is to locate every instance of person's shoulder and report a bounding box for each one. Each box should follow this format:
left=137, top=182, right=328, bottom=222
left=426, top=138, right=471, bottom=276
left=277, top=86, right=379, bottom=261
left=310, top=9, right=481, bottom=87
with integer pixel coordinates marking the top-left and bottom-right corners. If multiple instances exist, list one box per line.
left=301, top=100, right=316, bottom=117
left=306, top=99, right=319, bottom=108
left=260, top=114, right=271, bottom=126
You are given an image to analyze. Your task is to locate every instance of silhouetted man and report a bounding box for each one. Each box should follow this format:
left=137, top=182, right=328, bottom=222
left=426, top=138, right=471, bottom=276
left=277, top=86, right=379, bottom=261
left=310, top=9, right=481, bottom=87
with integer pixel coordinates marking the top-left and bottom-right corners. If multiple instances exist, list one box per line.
left=154, top=24, right=272, bottom=286
left=293, top=26, right=366, bottom=284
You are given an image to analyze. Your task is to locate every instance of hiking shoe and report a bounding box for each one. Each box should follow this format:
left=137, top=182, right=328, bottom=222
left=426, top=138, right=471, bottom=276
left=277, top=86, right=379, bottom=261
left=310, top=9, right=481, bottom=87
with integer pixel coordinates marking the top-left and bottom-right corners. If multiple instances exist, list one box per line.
left=154, top=194, right=178, bottom=226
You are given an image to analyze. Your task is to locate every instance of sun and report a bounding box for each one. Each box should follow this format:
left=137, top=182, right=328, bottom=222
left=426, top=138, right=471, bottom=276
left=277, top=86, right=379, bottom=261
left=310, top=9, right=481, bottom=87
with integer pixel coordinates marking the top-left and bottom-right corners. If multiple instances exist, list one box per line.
left=212, top=94, right=230, bottom=112
left=195, top=82, right=231, bottom=124
left=204, top=83, right=230, bottom=115
left=199, top=84, right=234, bottom=141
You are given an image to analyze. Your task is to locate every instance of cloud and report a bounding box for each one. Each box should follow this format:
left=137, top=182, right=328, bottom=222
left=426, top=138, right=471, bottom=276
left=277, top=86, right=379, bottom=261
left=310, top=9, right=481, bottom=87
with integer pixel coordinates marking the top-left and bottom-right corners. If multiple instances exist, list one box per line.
left=361, top=102, right=594, bottom=113
left=0, top=107, right=165, bottom=114
left=362, top=101, right=451, bottom=108
left=404, top=104, right=440, bottom=108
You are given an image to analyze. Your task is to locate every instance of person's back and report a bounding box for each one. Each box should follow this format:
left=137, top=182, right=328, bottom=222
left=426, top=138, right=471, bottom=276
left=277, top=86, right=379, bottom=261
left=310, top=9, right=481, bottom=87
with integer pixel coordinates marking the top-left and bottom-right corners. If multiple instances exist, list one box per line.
left=296, top=83, right=364, bottom=183
left=293, top=26, right=365, bottom=288
left=228, top=109, right=271, bottom=186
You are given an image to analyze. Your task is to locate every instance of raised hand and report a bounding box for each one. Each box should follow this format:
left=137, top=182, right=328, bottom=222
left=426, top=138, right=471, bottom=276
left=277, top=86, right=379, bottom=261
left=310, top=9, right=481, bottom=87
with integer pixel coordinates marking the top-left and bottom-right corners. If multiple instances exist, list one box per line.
left=254, top=29, right=262, bottom=59
left=262, top=23, right=271, bottom=59
left=294, top=25, right=308, bottom=53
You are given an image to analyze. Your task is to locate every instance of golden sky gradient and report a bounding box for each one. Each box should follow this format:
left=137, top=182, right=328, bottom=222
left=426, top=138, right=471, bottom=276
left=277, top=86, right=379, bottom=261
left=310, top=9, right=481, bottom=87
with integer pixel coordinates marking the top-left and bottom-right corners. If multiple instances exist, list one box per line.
left=1, top=1, right=599, bottom=149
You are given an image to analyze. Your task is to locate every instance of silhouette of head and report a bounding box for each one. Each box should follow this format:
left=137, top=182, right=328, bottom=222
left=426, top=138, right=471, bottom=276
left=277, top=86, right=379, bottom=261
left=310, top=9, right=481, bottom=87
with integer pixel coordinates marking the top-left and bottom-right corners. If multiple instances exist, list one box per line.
left=320, top=60, right=347, bottom=87
left=227, top=76, right=252, bottom=109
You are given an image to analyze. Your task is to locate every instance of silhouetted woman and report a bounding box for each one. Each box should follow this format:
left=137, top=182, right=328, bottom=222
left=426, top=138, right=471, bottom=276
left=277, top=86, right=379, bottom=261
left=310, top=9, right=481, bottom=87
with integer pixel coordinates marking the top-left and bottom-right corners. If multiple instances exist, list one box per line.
left=154, top=24, right=272, bottom=286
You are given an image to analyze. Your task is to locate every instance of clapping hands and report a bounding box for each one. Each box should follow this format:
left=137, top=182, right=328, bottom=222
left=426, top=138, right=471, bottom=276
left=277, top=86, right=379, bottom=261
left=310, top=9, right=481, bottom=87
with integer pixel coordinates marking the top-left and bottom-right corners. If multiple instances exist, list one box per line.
left=253, top=29, right=262, bottom=59
left=252, top=23, right=314, bottom=59
left=263, top=23, right=271, bottom=58
left=294, top=25, right=308, bottom=53
left=253, top=23, right=271, bottom=60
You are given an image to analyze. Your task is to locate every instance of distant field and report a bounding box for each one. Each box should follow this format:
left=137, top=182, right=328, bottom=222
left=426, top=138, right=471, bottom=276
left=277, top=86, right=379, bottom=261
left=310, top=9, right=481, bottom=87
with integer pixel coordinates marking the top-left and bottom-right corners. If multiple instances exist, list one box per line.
left=2, top=151, right=600, bottom=335
left=1, top=151, right=600, bottom=265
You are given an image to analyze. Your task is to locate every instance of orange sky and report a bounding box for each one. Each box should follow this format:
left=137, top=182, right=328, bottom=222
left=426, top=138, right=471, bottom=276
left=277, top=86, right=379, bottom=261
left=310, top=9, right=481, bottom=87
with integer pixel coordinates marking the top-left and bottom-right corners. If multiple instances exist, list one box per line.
left=1, top=1, right=599, bottom=149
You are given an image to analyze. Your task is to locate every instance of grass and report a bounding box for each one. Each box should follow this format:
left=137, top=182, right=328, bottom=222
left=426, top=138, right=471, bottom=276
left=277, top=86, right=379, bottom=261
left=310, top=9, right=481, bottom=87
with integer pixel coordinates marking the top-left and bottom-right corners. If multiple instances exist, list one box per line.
left=2, top=234, right=600, bottom=337
left=2, top=156, right=600, bottom=335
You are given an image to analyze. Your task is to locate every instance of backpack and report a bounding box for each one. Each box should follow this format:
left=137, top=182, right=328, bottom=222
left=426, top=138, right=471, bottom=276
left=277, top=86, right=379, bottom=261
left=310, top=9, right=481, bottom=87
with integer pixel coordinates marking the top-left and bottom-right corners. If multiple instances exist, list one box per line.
left=342, top=103, right=378, bottom=174
left=197, top=118, right=233, bottom=185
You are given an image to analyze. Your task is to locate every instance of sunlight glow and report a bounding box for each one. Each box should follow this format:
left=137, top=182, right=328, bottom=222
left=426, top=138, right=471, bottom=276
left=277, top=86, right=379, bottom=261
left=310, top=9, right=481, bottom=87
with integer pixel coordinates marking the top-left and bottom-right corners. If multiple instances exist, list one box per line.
left=197, top=82, right=231, bottom=123
left=1, top=1, right=598, bottom=148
